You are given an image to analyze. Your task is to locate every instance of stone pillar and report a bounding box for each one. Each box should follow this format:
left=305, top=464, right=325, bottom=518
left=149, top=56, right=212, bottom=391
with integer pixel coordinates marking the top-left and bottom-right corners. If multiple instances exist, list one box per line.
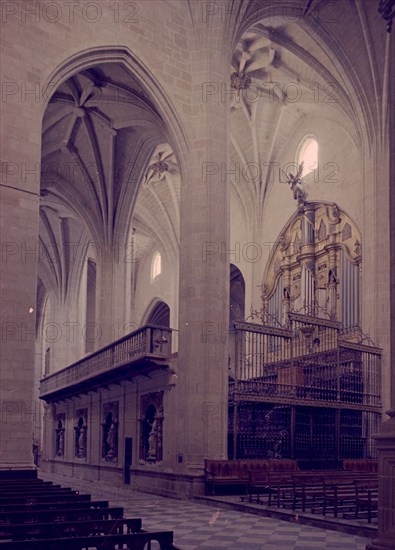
left=96, top=246, right=116, bottom=348
left=0, top=51, right=42, bottom=474
left=0, top=185, right=39, bottom=475
left=366, top=24, right=395, bottom=550
left=176, top=32, right=230, bottom=471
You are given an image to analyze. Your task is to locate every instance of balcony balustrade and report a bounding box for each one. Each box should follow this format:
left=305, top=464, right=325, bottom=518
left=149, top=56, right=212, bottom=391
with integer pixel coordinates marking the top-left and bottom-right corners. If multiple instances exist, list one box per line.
left=40, top=325, right=172, bottom=402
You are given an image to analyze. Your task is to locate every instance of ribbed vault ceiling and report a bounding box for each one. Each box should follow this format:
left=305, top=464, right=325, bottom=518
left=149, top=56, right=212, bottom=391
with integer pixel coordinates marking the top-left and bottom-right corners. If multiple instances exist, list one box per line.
left=38, top=7, right=376, bottom=311
left=40, top=64, right=180, bottom=303
left=230, top=21, right=363, bottom=224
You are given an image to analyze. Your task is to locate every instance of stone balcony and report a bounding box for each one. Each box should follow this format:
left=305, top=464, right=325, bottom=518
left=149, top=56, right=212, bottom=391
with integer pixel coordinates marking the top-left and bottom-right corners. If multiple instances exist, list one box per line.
left=40, top=325, right=172, bottom=402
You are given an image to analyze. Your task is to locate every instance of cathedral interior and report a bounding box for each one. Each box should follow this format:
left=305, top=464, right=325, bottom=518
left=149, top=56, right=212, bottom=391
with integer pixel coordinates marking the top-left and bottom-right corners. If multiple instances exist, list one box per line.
left=1, top=1, right=395, bottom=549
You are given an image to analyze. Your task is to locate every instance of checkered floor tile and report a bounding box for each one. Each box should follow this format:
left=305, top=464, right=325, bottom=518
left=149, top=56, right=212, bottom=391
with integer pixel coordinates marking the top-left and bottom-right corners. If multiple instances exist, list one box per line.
left=40, top=473, right=371, bottom=550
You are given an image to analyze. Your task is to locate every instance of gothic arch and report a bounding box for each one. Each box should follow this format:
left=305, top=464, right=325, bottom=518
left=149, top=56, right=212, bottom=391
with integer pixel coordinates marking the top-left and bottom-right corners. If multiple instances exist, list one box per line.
left=41, top=46, right=190, bottom=174
left=142, top=299, right=170, bottom=328
left=41, top=46, right=190, bottom=249
left=230, top=264, right=246, bottom=322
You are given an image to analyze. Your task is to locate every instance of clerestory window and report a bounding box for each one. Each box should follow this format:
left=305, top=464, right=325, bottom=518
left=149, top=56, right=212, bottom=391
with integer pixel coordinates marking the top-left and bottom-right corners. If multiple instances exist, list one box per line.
left=297, top=136, right=318, bottom=177
left=151, top=250, right=162, bottom=281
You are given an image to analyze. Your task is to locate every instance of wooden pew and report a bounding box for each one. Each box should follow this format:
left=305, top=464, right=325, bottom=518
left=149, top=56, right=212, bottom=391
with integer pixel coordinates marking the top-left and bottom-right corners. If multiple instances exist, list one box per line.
left=0, top=494, right=91, bottom=510
left=205, top=460, right=249, bottom=495
left=290, top=470, right=368, bottom=513
left=205, top=459, right=298, bottom=496
left=0, top=486, right=65, bottom=496
left=0, top=488, right=75, bottom=497
left=354, top=479, right=378, bottom=523
left=248, top=461, right=299, bottom=505
left=263, top=472, right=295, bottom=507
left=242, top=471, right=269, bottom=503
left=0, top=481, right=53, bottom=488
left=0, top=500, right=109, bottom=516
left=291, top=473, right=328, bottom=512
left=0, top=530, right=178, bottom=549
left=0, top=479, right=54, bottom=491
left=0, top=518, right=143, bottom=540
left=342, top=459, right=378, bottom=473
left=0, top=506, right=124, bottom=525
left=321, top=473, right=377, bottom=518
left=340, top=479, right=379, bottom=523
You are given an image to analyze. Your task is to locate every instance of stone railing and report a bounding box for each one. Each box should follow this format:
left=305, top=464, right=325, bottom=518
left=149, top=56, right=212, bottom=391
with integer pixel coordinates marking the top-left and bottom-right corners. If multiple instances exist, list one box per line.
left=40, top=325, right=171, bottom=400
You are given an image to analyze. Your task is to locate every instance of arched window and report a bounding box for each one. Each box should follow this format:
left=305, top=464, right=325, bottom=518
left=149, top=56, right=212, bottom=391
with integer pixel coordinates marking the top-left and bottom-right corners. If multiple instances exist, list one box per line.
left=297, top=136, right=318, bottom=177
left=151, top=250, right=161, bottom=281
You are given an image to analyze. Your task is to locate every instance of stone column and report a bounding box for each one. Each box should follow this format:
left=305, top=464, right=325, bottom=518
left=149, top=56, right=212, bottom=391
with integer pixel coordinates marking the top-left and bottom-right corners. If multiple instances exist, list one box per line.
left=0, top=179, right=39, bottom=476
left=95, top=246, right=116, bottom=349
left=0, top=43, right=43, bottom=473
left=366, top=23, right=395, bottom=550
left=176, top=29, right=231, bottom=471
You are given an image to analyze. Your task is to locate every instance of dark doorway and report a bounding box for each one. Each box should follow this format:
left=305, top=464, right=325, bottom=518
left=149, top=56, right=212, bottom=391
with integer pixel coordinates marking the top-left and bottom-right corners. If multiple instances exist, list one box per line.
left=147, top=301, right=170, bottom=327
left=124, top=437, right=132, bottom=484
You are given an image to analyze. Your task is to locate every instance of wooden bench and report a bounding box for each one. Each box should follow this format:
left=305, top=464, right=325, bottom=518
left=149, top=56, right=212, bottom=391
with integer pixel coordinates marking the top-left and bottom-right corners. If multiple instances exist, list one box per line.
left=342, top=459, right=378, bottom=473
left=341, top=479, right=379, bottom=523
left=322, top=478, right=359, bottom=517
left=0, top=494, right=91, bottom=509
left=0, top=530, right=179, bottom=549
left=290, top=470, right=364, bottom=512
left=0, top=500, right=109, bottom=516
left=0, top=478, right=182, bottom=550
left=243, top=461, right=299, bottom=505
left=264, top=472, right=295, bottom=507
left=291, top=473, right=329, bottom=512
left=205, top=460, right=249, bottom=495
left=321, top=473, right=377, bottom=518
left=0, top=481, right=54, bottom=490
left=354, top=479, right=378, bottom=523
left=0, top=487, right=79, bottom=498
left=205, top=459, right=298, bottom=496
left=0, top=506, right=124, bottom=525
left=0, top=518, right=143, bottom=541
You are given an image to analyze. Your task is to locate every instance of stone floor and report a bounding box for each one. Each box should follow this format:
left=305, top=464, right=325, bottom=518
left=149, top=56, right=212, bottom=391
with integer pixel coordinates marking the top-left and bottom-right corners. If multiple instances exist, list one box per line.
left=40, top=471, right=372, bottom=550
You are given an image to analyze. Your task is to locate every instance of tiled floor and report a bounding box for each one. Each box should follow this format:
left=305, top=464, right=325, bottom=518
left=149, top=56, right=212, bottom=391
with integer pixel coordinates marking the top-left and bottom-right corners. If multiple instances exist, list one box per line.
left=40, top=472, right=371, bottom=550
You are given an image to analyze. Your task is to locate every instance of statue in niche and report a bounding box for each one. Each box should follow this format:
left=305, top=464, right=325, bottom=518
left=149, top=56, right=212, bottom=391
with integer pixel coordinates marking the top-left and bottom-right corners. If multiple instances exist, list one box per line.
left=106, top=420, right=116, bottom=457
left=282, top=287, right=291, bottom=326
left=55, top=419, right=65, bottom=457
left=140, top=393, right=164, bottom=463
left=75, top=416, right=87, bottom=459
left=287, top=162, right=306, bottom=205
left=327, top=269, right=338, bottom=320
left=147, top=415, right=159, bottom=459
left=143, top=403, right=162, bottom=462
left=103, top=411, right=118, bottom=461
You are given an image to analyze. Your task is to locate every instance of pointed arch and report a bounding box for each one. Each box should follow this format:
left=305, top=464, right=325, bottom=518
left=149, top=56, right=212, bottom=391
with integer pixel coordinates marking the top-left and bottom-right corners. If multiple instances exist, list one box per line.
left=41, top=47, right=190, bottom=254
left=142, top=299, right=170, bottom=328
left=230, top=264, right=246, bottom=322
